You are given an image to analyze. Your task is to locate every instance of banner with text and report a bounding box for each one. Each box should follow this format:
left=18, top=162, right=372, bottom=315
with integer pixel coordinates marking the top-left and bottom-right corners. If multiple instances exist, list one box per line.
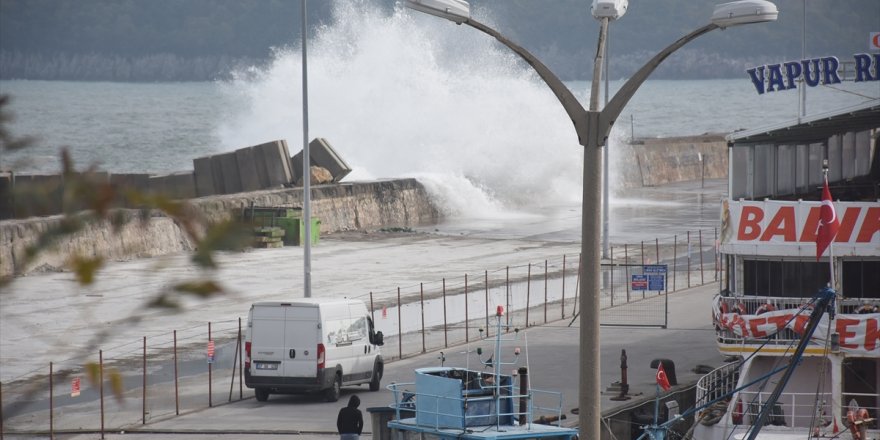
left=716, top=308, right=879, bottom=355
left=720, top=200, right=880, bottom=257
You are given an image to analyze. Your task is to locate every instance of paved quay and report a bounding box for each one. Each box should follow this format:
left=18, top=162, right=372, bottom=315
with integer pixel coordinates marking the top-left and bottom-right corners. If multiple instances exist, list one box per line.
left=16, top=282, right=722, bottom=440
left=2, top=179, right=728, bottom=439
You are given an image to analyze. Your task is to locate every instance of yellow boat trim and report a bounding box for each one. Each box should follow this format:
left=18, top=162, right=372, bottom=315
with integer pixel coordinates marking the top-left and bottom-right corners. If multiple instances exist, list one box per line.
left=719, top=346, right=831, bottom=355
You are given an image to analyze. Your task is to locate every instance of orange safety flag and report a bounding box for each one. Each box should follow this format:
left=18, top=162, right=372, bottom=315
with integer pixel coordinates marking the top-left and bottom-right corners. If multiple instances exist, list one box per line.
left=656, top=363, right=671, bottom=391
left=816, top=176, right=840, bottom=261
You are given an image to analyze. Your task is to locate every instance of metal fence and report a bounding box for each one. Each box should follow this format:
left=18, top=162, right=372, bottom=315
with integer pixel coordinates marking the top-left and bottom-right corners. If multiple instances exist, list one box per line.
left=0, top=228, right=719, bottom=437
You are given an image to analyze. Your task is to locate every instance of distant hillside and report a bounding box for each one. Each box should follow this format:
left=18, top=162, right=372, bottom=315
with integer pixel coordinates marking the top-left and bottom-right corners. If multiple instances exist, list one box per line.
left=1, top=0, right=876, bottom=81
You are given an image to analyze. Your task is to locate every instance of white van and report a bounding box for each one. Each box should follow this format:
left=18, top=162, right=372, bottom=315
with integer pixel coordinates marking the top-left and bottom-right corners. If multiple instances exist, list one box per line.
left=244, top=298, right=384, bottom=402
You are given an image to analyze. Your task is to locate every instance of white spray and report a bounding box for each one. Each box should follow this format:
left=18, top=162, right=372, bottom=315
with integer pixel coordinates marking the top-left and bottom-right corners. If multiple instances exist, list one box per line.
left=215, top=1, right=589, bottom=219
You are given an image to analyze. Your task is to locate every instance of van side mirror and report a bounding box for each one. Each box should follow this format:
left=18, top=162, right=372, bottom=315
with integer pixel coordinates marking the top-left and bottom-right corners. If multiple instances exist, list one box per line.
left=372, top=331, right=384, bottom=346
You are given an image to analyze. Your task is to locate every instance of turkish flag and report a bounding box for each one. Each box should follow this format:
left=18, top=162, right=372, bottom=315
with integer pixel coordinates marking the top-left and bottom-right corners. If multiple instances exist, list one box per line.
left=816, top=177, right=840, bottom=261
left=656, top=363, right=671, bottom=391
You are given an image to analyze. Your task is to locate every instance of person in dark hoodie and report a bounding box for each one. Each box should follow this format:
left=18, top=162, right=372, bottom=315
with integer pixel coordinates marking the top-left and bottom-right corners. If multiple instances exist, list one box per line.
left=337, top=395, right=363, bottom=440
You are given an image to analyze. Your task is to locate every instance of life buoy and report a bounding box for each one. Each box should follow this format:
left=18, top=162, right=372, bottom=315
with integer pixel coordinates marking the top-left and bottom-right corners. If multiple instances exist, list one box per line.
left=755, top=302, right=776, bottom=315
left=856, top=303, right=878, bottom=314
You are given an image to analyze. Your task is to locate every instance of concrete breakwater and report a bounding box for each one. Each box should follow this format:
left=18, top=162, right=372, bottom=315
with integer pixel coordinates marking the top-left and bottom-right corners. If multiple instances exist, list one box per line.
left=0, top=135, right=727, bottom=278
left=0, top=178, right=440, bottom=278
left=616, top=134, right=727, bottom=188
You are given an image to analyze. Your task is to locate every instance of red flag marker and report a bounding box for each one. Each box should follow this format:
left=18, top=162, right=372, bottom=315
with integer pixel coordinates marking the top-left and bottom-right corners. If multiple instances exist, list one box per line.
left=656, top=363, right=671, bottom=391
left=816, top=176, right=840, bottom=261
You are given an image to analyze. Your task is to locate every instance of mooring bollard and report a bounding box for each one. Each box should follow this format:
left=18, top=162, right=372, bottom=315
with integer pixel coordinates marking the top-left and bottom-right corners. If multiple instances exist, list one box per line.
left=609, top=349, right=630, bottom=401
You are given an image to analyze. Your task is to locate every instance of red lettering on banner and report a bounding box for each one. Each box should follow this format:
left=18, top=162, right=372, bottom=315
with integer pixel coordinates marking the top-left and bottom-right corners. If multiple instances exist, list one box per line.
left=856, top=207, right=880, bottom=242
left=799, top=207, right=821, bottom=242
left=738, top=206, right=763, bottom=240
left=730, top=314, right=748, bottom=336
left=749, top=317, right=769, bottom=338
left=766, top=314, right=791, bottom=333
left=836, top=318, right=860, bottom=350
left=793, top=314, right=810, bottom=335
left=834, top=207, right=861, bottom=243
left=865, top=318, right=879, bottom=352
left=760, top=206, right=797, bottom=241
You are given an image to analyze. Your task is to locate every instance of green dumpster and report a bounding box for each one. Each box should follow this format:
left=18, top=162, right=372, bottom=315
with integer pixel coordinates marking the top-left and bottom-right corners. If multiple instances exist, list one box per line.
left=277, top=217, right=320, bottom=246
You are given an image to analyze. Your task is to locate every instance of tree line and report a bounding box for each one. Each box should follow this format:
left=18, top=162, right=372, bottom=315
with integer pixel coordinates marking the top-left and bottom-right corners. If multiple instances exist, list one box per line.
left=1, top=0, right=875, bottom=82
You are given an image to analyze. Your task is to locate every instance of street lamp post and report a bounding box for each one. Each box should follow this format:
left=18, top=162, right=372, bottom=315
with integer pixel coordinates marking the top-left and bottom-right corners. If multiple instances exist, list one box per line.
left=301, top=0, right=312, bottom=298
left=405, top=1, right=778, bottom=438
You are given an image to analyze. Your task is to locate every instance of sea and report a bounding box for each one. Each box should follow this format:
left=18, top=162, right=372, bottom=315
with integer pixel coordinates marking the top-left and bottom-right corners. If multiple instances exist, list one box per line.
left=1, top=3, right=878, bottom=218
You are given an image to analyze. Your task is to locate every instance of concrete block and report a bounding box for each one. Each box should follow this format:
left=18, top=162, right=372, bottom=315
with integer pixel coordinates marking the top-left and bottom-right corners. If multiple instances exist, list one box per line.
left=280, top=139, right=293, bottom=183
left=108, top=173, right=150, bottom=208
left=16, top=174, right=64, bottom=217
left=148, top=172, right=196, bottom=200
left=210, top=155, right=226, bottom=194
left=254, top=140, right=293, bottom=188
left=193, top=156, right=216, bottom=197
left=291, top=149, right=305, bottom=185
left=0, top=172, right=12, bottom=220
left=251, top=145, right=271, bottom=188
left=291, top=138, right=352, bottom=185
left=234, top=147, right=262, bottom=192
left=218, top=152, right=242, bottom=194
left=147, top=174, right=167, bottom=196
left=109, top=173, right=151, bottom=194
left=166, top=171, right=196, bottom=199
left=73, top=171, right=110, bottom=185
left=309, top=138, right=352, bottom=183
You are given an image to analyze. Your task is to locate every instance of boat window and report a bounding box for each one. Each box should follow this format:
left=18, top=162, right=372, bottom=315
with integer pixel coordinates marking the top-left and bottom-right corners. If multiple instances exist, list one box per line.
left=742, top=259, right=829, bottom=297
left=842, top=260, right=880, bottom=299
left=842, top=358, right=879, bottom=419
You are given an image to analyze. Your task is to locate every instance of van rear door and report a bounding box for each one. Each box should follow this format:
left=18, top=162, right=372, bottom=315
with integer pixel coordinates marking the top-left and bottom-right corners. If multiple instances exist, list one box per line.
left=249, top=305, right=286, bottom=378
left=282, top=305, right=321, bottom=378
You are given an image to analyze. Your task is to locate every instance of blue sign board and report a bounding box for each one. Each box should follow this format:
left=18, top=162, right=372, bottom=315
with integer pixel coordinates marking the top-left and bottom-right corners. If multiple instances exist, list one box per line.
left=631, top=274, right=648, bottom=291
left=644, top=265, right=667, bottom=274
left=648, top=274, right=665, bottom=291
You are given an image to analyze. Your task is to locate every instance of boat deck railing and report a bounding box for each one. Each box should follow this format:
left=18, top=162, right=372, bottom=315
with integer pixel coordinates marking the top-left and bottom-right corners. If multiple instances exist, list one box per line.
left=713, top=295, right=879, bottom=347
left=695, top=362, right=740, bottom=409
left=698, top=364, right=879, bottom=431
left=734, top=390, right=835, bottom=428
left=735, top=391, right=879, bottom=431
left=387, top=381, right=566, bottom=430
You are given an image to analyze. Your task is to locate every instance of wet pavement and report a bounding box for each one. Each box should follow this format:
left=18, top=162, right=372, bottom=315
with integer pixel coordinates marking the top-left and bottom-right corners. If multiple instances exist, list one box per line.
left=1, top=179, right=728, bottom=438
left=4, top=283, right=723, bottom=439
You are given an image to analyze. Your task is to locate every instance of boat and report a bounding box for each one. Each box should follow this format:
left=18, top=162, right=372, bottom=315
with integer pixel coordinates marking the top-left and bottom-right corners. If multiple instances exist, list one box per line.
left=688, top=103, right=880, bottom=440
left=385, top=305, right=579, bottom=440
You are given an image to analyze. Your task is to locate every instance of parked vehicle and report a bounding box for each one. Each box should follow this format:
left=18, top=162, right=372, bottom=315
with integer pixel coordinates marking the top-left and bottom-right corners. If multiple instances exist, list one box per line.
left=244, top=298, right=384, bottom=402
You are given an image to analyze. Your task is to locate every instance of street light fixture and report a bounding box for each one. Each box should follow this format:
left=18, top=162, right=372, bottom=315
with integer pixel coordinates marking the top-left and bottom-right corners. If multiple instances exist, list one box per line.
left=404, top=1, right=777, bottom=438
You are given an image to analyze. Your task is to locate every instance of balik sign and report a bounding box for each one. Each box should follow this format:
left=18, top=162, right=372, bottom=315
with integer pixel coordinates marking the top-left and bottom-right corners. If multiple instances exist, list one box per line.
left=746, top=53, right=879, bottom=94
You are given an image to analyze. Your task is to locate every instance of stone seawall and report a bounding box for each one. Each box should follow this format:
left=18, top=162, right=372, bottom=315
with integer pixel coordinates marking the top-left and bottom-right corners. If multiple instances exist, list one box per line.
left=615, top=134, right=727, bottom=188
left=0, top=135, right=728, bottom=278
left=0, top=178, right=439, bottom=277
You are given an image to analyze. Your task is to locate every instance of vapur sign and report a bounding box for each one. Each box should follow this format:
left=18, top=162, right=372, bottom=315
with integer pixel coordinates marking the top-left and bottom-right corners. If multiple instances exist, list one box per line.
left=746, top=53, right=879, bottom=94
left=719, top=200, right=880, bottom=257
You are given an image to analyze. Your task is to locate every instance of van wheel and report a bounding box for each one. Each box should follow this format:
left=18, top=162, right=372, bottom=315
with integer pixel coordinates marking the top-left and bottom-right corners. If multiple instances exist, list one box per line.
left=255, top=388, right=270, bottom=402
left=369, top=362, right=383, bottom=391
left=324, top=374, right=341, bottom=402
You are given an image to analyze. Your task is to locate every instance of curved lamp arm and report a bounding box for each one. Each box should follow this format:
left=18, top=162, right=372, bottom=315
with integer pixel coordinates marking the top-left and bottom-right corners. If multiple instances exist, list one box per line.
left=465, top=18, right=591, bottom=145
left=597, top=23, right=719, bottom=146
